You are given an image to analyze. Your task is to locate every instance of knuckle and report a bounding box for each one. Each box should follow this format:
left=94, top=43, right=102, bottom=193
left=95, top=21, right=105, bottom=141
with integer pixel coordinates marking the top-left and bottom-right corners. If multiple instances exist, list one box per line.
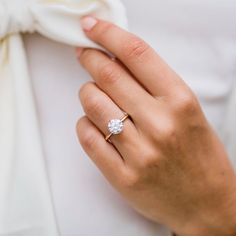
left=121, top=171, right=140, bottom=189
left=79, top=49, right=92, bottom=65
left=76, top=116, right=97, bottom=150
left=119, top=153, right=160, bottom=190
left=123, top=36, right=150, bottom=61
left=79, top=83, right=107, bottom=120
left=162, top=124, right=178, bottom=145
left=95, top=21, right=115, bottom=39
left=163, top=122, right=176, bottom=138
left=151, top=120, right=177, bottom=145
left=175, top=93, right=199, bottom=115
left=136, top=148, right=158, bottom=169
left=79, top=82, right=94, bottom=99
left=76, top=116, right=87, bottom=133
left=99, top=62, right=121, bottom=85
left=83, top=94, right=102, bottom=115
left=80, top=128, right=97, bottom=150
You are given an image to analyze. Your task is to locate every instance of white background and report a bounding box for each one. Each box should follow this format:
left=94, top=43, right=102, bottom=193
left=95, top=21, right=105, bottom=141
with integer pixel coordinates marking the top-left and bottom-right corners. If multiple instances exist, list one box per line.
left=23, top=1, right=236, bottom=235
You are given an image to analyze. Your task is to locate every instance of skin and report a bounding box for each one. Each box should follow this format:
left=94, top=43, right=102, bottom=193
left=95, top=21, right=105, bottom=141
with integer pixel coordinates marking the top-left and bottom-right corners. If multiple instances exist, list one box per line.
left=76, top=17, right=236, bottom=236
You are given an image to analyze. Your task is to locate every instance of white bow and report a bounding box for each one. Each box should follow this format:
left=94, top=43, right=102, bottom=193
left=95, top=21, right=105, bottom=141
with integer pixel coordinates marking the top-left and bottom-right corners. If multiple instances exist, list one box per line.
left=0, top=0, right=127, bottom=235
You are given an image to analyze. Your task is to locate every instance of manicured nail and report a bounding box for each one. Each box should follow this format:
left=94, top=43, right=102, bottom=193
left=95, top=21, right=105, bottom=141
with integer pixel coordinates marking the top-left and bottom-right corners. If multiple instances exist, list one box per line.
left=76, top=47, right=83, bottom=58
left=81, top=16, right=98, bottom=31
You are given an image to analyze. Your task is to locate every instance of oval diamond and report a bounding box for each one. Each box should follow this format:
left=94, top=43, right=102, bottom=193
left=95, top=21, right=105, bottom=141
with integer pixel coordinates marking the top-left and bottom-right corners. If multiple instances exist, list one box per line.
left=108, top=119, right=124, bottom=135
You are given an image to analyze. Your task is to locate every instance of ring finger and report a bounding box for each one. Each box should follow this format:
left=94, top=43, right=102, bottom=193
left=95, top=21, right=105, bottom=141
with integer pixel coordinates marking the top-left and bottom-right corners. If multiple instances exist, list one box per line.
left=79, top=82, right=140, bottom=165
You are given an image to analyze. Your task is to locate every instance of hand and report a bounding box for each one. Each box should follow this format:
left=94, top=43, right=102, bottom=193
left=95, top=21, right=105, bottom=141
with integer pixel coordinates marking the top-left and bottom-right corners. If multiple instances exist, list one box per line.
left=76, top=16, right=236, bottom=236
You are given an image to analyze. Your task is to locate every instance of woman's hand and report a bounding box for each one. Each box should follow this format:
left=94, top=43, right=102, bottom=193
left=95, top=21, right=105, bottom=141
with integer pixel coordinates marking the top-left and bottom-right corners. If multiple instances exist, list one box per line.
left=76, top=16, right=236, bottom=236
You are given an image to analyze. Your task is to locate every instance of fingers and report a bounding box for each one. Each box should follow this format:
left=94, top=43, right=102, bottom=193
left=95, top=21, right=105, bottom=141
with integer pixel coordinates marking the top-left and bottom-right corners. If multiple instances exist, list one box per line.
left=76, top=116, right=125, bottom=185
left=78, top=48, right=156, bottom=121
left=79, top=82, right=141, bottom=164
left=80, top=16, right=183, bottom=97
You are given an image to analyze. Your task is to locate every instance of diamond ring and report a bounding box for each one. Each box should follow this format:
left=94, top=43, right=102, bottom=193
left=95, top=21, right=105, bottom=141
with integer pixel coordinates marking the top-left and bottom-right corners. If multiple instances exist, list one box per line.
left=105, top=113, right=129, bottom=143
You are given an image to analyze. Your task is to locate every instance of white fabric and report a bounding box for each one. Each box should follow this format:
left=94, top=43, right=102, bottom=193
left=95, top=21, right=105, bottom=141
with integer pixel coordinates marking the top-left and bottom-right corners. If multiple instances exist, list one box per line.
left=0, top=0, right=128, bottom=235
left=23, top=1, right=236, bottom=235
left=1, top=0, right=236, bottom=236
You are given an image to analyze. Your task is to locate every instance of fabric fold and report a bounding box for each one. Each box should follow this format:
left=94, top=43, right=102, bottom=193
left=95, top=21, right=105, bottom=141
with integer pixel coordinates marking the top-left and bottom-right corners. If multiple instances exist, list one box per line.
left=0, top=0, right=127, bottom=235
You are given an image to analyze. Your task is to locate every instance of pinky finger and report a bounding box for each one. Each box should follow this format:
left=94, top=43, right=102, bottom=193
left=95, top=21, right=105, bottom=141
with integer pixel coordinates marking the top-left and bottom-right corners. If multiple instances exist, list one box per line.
left=76, top=116, right=125, bottom=185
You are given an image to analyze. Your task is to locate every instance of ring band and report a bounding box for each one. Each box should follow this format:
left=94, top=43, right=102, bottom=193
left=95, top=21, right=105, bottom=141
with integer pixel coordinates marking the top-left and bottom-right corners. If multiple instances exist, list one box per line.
left=105, top=113, right=129, bottom=143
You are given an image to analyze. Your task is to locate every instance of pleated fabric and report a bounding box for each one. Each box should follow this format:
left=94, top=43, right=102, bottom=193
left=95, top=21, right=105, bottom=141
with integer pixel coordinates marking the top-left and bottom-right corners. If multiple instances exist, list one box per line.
left=0, top=0, right=127, bottom=235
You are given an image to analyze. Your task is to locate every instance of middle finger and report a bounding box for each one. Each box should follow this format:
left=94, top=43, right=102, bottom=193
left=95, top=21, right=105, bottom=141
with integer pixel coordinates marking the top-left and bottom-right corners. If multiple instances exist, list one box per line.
left=79, top=48, right=156, bottom=123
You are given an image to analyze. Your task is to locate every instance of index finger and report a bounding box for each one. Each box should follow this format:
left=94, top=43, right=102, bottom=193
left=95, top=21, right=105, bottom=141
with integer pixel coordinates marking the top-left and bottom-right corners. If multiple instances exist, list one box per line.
left=80, top=16, right=183, bottom=97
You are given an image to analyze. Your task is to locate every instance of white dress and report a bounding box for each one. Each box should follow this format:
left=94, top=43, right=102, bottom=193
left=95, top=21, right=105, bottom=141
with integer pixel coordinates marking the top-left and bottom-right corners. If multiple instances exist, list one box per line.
left=22, top=0, right=236, bottom=235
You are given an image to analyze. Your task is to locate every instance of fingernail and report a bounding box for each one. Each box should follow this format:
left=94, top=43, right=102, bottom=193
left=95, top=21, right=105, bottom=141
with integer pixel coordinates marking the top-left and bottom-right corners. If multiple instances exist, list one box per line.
left=81, top=16, right=98, bottom=31
left=76, top=47, right=83, bottom=58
